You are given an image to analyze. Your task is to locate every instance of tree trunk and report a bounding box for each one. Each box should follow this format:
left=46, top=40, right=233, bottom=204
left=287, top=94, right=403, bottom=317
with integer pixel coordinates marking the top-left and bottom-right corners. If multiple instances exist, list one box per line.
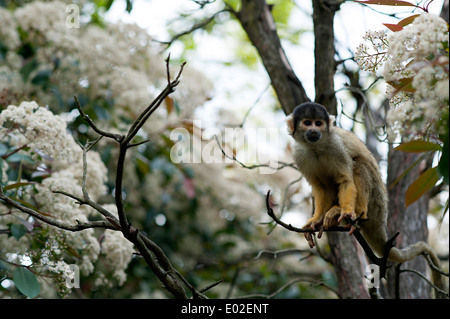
left=386, top=147, right=432, bottom=298
left=236, top=0, right=310, bottom=115
left=312, top=0, right=338, bottom=110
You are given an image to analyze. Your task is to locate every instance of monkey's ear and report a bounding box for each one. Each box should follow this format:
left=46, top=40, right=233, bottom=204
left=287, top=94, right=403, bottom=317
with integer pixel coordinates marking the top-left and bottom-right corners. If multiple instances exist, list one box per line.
left=286, top=114, right=295, bottom=135
left=328, top=115, right=336, bottom=127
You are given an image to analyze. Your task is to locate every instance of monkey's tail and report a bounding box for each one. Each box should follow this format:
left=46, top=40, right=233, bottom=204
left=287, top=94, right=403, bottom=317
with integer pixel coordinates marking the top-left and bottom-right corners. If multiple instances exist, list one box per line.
left=388, top=242, right=447, bottom=299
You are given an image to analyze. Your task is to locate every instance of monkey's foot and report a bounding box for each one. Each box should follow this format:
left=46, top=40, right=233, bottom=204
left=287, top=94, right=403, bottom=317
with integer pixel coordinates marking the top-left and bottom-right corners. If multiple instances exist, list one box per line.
left=337, top=210, right=358, bottom=235
left=323, top=206, right=342, bottom=229
left=302, top=216, right=325, bottom=248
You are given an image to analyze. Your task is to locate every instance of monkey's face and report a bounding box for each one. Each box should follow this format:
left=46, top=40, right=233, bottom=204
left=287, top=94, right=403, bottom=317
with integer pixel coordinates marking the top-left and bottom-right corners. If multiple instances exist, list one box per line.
left=286, top=102, right=331, bottom=145
left=299, top=118, right=327, bottom=144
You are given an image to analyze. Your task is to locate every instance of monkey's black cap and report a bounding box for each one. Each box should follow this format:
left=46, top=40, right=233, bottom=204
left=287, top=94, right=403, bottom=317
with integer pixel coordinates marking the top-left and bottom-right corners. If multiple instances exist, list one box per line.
left=292, top=102, right=330, bottom=134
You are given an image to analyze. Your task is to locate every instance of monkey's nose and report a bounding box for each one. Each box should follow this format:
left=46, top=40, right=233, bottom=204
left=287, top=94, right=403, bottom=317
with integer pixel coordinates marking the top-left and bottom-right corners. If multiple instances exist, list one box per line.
left=306, top=131, right=321, bottom=143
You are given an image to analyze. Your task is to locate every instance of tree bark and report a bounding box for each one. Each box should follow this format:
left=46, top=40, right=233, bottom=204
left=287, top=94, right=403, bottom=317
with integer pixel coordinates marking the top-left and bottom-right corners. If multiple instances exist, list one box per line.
left=236, top=0, right=310, bottom=115
left=312, top=0, right=338, bottom=111
left=440, top=0, right=449, bottom=23
left=386, top=147, right=432, bottom=298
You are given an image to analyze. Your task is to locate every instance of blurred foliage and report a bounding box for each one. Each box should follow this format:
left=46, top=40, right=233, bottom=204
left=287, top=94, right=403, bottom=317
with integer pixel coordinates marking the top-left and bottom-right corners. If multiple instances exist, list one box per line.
left=0, top=0, right=336, bottom=299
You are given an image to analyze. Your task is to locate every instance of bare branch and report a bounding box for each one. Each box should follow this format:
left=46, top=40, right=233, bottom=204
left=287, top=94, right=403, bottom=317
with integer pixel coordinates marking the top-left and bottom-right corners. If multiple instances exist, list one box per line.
left=124, top=59, right=186, bottom=145
left=157, top=10, right=230, bottom=47
left=398, top=268, right=449, bottom=298
left=236, top=277, right=339, bottom=299
left=74, top=96, right=123, bottom=142
left=0, top=186, right=116, bottom=231
left=213, top=135, right=295, bottom=171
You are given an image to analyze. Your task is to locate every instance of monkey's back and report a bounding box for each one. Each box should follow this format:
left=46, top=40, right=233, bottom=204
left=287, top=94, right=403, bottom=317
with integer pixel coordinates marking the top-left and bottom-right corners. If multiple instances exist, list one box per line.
left=336, top=127, right=390, bottom=255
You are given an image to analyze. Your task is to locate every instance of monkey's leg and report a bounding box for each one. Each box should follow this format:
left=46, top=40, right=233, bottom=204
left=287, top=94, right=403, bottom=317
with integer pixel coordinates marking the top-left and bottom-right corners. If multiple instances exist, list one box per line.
left=335, top=174, right=357, bottom=223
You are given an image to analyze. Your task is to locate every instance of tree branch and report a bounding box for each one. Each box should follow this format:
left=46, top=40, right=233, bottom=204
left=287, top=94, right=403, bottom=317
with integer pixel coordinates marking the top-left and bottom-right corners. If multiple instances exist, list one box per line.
left=0, top=186, right=116, bottom=231
left=74, top=96, right=123, bottom=142
left=73, top=58, right=206, bottom=299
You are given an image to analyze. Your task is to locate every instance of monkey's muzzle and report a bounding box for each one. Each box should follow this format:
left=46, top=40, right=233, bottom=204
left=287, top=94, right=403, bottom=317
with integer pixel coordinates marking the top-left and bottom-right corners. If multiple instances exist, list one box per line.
left=306, top=130, right=321, bottom=143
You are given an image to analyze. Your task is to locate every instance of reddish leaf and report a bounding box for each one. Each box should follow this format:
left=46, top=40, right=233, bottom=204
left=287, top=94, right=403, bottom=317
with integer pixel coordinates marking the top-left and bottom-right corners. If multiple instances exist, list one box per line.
left=394, top=140, right=442, bottom=153
left=383, top=23, right=403, bottom=32
left=405, top=167, right=440, bottom=207
left=355, top=0, right=418, bottom=7
left=183, top=177, right=196, bottom=199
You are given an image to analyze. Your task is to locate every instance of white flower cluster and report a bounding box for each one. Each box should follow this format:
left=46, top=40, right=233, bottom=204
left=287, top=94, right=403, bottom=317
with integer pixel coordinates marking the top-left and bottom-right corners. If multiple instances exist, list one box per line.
left=0, top=101, right=79, bottom=163
left=0, top=8, right=20, bottom=50
left=355, top=30, right=389, bottom=75
left=101, top=229, right=135, bottom=285
left=97, top=204, right=134, bottom=286
left=383, top=14, right=448, bottom=83
left=384, top=14, right=449, bottom=141
left=14, top=1, right=69, bottom=47
left=356, top=14, right=449, bottom=141
left=0, top=0, right=212, bottom=135
left=0, top=100, right=134, bottom=293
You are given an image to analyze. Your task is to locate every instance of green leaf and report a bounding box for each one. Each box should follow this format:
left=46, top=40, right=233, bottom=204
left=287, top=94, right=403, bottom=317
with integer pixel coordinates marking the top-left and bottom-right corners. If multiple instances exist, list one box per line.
left=387, top=77, right=416, bottom=93
left=20, top=58, right=38, bottom=82
left=355, top=0, right=418, bottom=7
left=10, top=223, right=28, bottom=240
left=13, top=267, right=40, bottom=298
left=31, top=69, right=52, bottom=86
left=125, top=0, right=133, bottom=13
left=398, top=14, right=420, bottom=27
left=394, top=140, right=442, bottom=153
left=405, top=167, right=440, bottom=208
left=4, top=181, right=36, bottom=191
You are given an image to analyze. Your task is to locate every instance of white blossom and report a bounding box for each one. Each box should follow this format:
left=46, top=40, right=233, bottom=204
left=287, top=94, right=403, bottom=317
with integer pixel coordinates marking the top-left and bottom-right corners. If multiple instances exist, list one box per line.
left=101, top=229, right=135, bottom=285
left=356, top=14, right=449, bottom=141
left=0, top=101, right=79, bottom=163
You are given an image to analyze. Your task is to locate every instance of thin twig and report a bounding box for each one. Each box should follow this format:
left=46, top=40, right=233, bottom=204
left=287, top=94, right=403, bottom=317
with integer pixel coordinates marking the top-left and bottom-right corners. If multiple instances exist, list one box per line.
left=236, top=277, right=339, bottom=299
left=213, top=135, right=295, bottom=171
left=399, top=268, right=449, bottom=298
left=74, top=96, right=123, bottom=142
left=156, top=10, right=230, bottom=47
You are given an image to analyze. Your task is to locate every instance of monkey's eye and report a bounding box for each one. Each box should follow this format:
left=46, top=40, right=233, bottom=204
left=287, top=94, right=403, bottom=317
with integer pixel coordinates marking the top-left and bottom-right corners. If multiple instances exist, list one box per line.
left=303, top=120, right=312, bottom=126
left=315, top=121, right=323, bottom=127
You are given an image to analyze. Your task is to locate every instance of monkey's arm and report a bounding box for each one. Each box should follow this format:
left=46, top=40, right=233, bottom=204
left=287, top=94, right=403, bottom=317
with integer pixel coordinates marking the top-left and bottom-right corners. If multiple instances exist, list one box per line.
left=305, top=182, right=330, bottom=228
left=303, top=182, right=336, bottom=248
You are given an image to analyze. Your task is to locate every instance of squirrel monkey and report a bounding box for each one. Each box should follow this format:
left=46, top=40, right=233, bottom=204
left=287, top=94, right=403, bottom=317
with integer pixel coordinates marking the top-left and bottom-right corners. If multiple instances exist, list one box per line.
left=286, top=102, right=445, bottom=296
